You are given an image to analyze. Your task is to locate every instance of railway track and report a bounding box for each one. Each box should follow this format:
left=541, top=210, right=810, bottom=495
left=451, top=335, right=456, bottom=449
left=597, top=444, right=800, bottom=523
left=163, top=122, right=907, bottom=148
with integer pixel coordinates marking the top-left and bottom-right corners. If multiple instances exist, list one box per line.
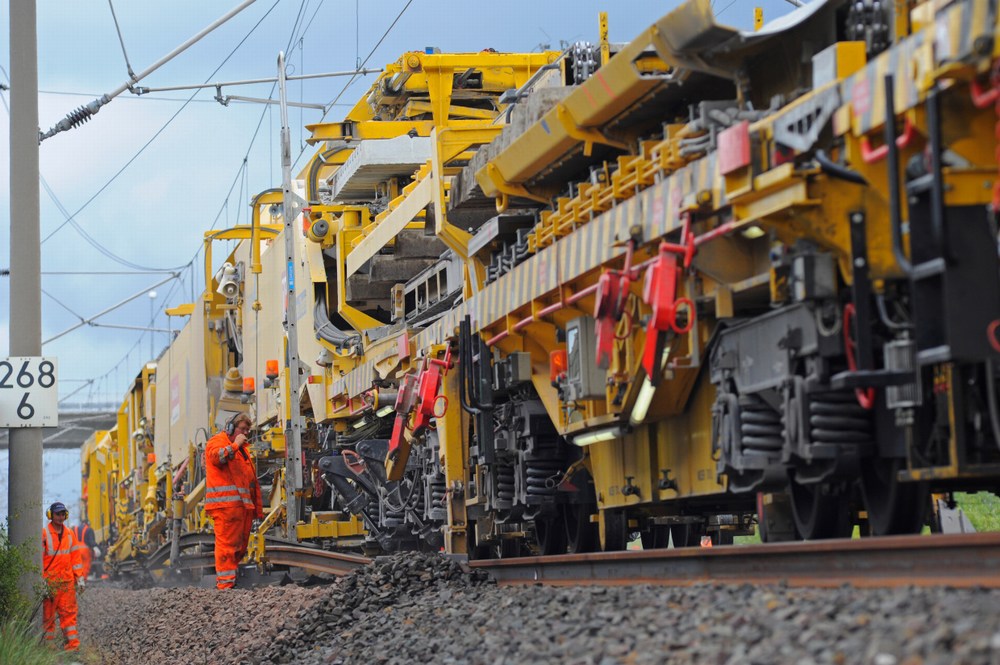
left=125, top=532, right=370, bottom=578
left=472, top=533, right=1000, bottom=589
left=127, top=532, right=1000, bottom=588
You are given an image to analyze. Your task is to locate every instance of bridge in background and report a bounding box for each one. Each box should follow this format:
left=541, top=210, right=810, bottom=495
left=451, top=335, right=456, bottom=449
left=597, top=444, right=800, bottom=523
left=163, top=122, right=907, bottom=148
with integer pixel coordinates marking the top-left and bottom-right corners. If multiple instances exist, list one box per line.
left=0, top=411, right=118, bottom=449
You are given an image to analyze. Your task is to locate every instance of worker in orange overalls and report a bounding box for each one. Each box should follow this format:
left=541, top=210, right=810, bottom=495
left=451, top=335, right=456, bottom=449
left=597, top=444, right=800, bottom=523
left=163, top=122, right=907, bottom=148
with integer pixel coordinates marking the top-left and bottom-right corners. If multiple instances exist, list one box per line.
left=205, top=413, right=262, bottom=589
left=72, top=520, right=96, bottom=578
left=41, top=501, right=84, bottom=651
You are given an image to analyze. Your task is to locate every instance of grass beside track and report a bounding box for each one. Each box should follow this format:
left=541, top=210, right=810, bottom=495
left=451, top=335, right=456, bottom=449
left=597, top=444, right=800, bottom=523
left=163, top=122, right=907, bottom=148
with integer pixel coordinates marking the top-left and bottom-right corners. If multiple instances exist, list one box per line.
left=0, top=618, right=61, bottom=665
left=957, top=491, right=1000, bottom=531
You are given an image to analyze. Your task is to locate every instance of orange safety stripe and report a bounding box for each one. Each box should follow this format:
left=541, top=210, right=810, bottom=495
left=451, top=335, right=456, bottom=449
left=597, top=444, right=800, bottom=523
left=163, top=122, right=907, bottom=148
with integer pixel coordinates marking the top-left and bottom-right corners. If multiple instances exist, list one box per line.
left=205, top=483, right=243, bottom=509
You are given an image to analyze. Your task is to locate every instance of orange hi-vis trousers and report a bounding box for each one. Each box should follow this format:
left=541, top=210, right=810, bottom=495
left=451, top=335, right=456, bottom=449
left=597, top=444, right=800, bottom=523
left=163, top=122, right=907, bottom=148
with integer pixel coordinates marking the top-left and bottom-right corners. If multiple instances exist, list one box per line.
left=42, top=578, right=79, bottom=651
left=211, top=508, right=252, bottom=589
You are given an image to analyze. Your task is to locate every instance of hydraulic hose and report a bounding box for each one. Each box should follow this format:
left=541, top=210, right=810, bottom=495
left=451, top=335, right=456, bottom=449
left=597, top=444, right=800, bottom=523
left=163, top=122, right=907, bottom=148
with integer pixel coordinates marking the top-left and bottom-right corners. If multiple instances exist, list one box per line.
left=458, top=317, right=481, bottom=415
left=313, top=289, right=361, bottom=351
left=883, top=74, right=913, bottom=275
left=326, top=471, right=369, bottom=514
left=307, top=142, right=351, bottom=204
left=815, top=149, right=867, bottom=185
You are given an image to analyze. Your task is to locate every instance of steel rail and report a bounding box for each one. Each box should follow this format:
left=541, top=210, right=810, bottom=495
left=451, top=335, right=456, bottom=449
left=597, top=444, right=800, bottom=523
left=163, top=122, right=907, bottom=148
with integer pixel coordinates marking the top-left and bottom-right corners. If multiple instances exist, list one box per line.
left=127, top=532, right=1000, bottom=587
left=141, top=533, right=371, bottom=577
left=263, top=546, right=371, bottom=576
left=471, top=533, right=1000, bottom=589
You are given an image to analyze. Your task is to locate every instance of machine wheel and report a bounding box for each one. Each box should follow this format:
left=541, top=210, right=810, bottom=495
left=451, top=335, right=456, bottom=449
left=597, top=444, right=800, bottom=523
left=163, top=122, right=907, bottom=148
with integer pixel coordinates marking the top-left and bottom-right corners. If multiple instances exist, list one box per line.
left=565, top=503, right=598, bottom=554
left=789, top=481, right=852, bottom=540
left=492, top=538, right=523, bottom=559
left=669, top=522, right=705, bottom=547
left=534, top=514, right=567, bottom=555
left=601, top=509, right=628, bottom=551
left=640, top=525, right=671, bottom=550
left=756, top=491, right=798, bottom=542
left=860, top=458, right=928, bottom=535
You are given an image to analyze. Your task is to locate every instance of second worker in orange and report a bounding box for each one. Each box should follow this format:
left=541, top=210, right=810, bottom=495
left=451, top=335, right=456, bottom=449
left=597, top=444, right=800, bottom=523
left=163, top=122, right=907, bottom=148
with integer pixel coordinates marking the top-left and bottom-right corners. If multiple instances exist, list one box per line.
left=204, top=413, right=264, bottom=589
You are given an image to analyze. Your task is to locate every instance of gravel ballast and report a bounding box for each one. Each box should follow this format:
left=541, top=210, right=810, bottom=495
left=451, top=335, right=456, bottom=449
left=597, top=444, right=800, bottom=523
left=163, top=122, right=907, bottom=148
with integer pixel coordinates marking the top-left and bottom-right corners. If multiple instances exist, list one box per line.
left=78, top=554, right=1000, bottom=665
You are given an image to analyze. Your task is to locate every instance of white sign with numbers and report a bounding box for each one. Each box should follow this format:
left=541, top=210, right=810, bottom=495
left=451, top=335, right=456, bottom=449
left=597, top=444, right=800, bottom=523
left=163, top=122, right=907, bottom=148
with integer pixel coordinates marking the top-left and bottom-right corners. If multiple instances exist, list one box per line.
left=0, top=357, right=58, bottom=427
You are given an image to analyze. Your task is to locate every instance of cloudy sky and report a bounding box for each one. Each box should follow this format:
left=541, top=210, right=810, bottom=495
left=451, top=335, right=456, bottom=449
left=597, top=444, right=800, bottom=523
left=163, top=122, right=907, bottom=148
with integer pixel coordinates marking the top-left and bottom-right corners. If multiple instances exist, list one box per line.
left=0, top=0, right=799, bottom=408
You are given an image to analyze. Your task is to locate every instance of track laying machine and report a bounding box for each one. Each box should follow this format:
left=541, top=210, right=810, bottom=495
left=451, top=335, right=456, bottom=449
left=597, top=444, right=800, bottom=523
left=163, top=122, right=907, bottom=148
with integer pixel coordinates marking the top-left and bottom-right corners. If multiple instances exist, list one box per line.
left=82, top=0, right=1000, bottom=574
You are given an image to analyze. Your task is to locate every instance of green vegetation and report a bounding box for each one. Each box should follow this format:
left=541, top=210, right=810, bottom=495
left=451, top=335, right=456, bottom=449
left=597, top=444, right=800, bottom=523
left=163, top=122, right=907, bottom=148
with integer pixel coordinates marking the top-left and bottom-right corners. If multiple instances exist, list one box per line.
left=0, top=520, right=59, bottom=665
left=955, top=492, right=1000, bottom=532
left=0, top=518, right=32, bottom=624
left=0, top=616, right=62, bottom=665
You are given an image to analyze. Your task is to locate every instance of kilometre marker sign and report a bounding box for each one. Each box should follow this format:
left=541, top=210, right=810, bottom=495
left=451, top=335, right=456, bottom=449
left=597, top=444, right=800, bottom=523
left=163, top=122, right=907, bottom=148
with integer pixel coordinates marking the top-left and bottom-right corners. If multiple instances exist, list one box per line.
left=0, top=357, right=59, bottom=427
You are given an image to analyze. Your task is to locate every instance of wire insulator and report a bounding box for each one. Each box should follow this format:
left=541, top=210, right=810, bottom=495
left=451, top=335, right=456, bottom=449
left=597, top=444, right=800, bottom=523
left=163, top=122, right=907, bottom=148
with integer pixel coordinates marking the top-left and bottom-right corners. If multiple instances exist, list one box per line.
left=67, top=105, right=95, bottom=129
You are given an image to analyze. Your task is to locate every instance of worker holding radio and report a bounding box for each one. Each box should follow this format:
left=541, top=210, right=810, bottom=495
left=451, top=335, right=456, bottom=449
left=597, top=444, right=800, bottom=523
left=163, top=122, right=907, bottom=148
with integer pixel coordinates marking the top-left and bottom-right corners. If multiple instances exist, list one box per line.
left=204, top=412, right=263, bottom=589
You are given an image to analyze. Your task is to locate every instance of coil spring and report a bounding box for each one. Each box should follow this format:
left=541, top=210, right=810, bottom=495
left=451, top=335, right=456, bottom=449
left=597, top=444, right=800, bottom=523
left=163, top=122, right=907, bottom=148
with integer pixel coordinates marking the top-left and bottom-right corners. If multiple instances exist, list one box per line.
left=738, top=395, right=783, bottom=453
left=410, top=481, right=426, bottom=514
left=808, top=391, right=873, bottom=445
left=385, top=501, right=405, bottom=521
left=524, top=458, right=563, bottom=497
left=429, top=479, right=446, bottom=511
left=494, top=464, right=515, bottom=503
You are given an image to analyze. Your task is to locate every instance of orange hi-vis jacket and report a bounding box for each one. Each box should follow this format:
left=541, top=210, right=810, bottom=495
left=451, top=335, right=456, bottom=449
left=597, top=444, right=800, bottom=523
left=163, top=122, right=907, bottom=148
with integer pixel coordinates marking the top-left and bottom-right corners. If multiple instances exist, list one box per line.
left=72, top=524, right=93, bottom=577
left=205, top=431, right=263, bottom=517
left=42, top=523, right=84, bottom=582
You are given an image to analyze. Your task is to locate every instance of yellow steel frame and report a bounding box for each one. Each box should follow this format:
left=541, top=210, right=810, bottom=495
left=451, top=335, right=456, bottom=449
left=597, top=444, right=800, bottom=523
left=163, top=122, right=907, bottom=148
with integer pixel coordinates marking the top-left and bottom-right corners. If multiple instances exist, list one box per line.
left=330, top=207, right=386, bottom=332
left=202, top=224, right=282, bottom=302
left=295, top=512, right=366, bottom=540
left=345, top=165, right=435, bottom=278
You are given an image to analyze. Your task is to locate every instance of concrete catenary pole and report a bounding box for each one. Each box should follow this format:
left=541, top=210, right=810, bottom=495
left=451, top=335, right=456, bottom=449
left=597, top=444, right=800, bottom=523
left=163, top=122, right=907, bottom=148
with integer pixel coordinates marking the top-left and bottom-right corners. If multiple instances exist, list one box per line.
left=8, top=0, right=43, bottom=594
left=277, top=51, right=304, bottom=536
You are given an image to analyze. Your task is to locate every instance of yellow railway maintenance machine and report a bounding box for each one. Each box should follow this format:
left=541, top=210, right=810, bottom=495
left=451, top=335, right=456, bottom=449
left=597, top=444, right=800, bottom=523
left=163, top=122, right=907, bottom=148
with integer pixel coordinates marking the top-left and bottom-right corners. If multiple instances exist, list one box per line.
left=86, top=0, right=1000, bottom=572
left=285, top=0, right=1000, bottom=557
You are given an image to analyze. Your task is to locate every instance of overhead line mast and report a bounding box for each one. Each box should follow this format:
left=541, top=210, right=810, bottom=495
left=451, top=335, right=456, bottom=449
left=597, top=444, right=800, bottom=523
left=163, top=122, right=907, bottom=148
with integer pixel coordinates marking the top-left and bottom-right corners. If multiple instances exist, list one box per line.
left=7, top=0, right=42, bottom=596
left=277, top=51, right=306, bottom=535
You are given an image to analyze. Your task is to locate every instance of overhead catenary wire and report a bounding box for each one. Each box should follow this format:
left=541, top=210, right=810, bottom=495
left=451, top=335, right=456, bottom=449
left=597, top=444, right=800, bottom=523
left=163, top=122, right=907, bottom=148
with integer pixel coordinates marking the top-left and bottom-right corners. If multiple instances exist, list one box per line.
left=40, top=0, right=261, bottom=141
left=38, top=88, right=325, bottom=105
left=106, top=0, right=137, bottom=80
left=34, top=0, right=282, bottom=248
left=41, top=288, right=85, bottom=322
left=292, top=0, right=415, bottom=171
left=88, top=322, right=176, bottom=334
left=63, top=0, right=325, bottom=400
left=58, top=381, right=95, bottom=406
left=48, top=0, right=356, bottom=407
left=221, top=94, right=325, bottom=110
left=65, top=267, right=189, bottom=402
left=44, top=273, right=181, bottom=346
left=321, top=0, right=415, bottom=115
left=715, top=0, right=740, bottom=18
left=210, top=0, right=317, bottom=235
left=42, top=271, right=174, bottom=275
left=0, top=83, right=188, bottom=272
left=134, top=67, right=381, bottom=95
left=40, top=175, right=192, bottom=272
